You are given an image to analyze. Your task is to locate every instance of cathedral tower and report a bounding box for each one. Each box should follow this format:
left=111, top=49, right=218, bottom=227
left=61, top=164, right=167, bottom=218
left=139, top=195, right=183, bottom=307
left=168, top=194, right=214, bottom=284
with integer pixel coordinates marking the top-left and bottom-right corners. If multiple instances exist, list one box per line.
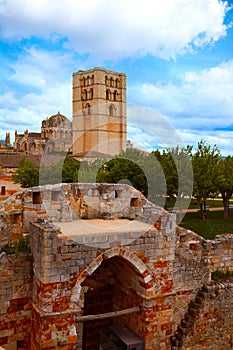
left=72, top=67, right=126, bottom=156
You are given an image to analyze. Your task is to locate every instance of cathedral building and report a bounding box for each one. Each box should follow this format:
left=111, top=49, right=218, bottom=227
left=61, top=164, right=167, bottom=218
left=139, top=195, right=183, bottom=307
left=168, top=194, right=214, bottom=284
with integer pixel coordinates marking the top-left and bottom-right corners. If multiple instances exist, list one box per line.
left=12, top=67, right=128, bottom=159
left=14, top=111, right=72, bottom=155
left=0, top=68, right=131, bottom=199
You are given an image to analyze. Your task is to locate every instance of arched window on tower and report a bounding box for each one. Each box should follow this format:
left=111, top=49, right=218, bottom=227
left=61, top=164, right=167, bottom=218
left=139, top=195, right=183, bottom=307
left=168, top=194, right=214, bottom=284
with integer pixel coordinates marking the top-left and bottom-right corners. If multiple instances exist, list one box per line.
left=87, top=76, right=91, bottom=86
left=110, top=77, right=114, bottom=87
left=86, top=103, right=91, bottom=115
left=106, top=89, right=110, bottom=100
left=113, top=90, right=117, bottom=101
left=109, top=104, right=114, bottom=116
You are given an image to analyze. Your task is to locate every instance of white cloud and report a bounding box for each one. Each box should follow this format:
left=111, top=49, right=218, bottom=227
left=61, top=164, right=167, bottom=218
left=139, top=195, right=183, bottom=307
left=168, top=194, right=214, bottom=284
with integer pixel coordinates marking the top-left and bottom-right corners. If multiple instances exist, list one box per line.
left=129, top=60, right=233, bottom=130
left=0, top=79, right=72, bottom=142
left=8, top=47, right=75, bottom=88
left=0, top=45, right=73, bottom=141
left=178, top=129, right=233, bottom=156
left=0, top=91, right=17, bottom=107
left=127, top=105, right=185, bottom=151
left=0, top=0, right=229, bottom=60
left=0, top=0, right=231, bottom=154
left=0, top=44, right=71, bottom=142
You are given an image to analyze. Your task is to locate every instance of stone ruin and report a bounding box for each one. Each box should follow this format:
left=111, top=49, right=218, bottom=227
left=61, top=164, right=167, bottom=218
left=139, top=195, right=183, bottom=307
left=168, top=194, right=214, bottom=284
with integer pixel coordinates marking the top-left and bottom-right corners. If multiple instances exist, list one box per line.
left=0, top=183, right=232, bottom=349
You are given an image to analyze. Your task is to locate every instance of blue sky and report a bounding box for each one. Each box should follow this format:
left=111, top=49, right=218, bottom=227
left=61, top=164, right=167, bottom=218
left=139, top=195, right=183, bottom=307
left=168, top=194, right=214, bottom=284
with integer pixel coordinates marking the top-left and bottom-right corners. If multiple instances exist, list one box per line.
left=1, top=0, right=233, bottom=154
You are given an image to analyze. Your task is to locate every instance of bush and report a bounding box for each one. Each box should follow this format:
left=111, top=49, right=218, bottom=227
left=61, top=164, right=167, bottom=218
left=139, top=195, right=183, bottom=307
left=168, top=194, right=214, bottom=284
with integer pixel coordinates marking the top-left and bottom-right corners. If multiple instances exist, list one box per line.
left=211, top=269, right=233, bottom=280
left=0, top=236, right=30, bottom=255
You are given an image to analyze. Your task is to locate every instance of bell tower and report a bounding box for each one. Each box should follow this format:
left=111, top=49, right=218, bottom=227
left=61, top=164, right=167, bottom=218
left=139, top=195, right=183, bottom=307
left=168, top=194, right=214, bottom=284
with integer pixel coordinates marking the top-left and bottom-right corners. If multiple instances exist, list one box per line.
left=72, top=67, right=126, bottom=156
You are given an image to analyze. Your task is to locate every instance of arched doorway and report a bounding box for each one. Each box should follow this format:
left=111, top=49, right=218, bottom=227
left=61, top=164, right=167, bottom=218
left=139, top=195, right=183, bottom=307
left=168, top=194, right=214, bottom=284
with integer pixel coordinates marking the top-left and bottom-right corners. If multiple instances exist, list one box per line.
left=74, top=253, right=149, bottom=350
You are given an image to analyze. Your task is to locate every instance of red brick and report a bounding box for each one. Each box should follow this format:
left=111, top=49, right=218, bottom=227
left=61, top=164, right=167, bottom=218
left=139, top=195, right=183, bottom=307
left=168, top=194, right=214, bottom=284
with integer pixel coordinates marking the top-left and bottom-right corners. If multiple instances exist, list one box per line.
left=153, top=261, right=169, bottom=268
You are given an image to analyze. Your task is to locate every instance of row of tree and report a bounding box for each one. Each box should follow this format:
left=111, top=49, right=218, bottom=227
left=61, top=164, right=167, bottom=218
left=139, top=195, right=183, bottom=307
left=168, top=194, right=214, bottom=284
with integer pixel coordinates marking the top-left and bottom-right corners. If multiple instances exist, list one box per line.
left=12, top=140, right=233, bottom=220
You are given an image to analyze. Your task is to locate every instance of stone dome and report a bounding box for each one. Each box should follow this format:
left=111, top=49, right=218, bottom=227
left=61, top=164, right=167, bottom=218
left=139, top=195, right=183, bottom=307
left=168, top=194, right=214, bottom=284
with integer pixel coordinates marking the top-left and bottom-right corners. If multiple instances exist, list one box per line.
left=42, top=112, right=71, bottom=128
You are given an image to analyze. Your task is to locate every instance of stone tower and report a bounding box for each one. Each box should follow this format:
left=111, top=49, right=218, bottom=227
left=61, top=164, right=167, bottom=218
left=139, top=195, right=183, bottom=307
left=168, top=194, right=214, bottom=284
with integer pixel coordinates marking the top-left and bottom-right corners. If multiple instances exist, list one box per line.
left=72, top=67, right=126, bottom=156
left=5, top=132, right=10, bottom=146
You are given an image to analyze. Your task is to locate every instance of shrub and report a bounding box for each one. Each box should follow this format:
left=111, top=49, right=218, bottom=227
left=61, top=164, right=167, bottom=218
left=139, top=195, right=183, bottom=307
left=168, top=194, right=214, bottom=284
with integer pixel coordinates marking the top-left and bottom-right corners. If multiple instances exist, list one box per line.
left=0, top=236, right=30, bottom=255
left=211, top=269, right=233, bottom=280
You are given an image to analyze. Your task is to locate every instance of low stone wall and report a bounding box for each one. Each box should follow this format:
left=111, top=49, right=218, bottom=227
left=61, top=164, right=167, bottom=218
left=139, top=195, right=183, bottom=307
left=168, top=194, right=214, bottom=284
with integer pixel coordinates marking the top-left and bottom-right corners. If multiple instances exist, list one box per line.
left=202, top=234, right=233, bottom=272
left=0, top=183, right=161, bottom=247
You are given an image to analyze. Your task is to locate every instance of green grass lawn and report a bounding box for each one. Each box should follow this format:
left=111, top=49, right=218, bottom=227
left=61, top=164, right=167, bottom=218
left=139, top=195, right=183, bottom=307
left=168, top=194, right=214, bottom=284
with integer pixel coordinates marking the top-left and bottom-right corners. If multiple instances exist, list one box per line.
left=180, top=210, right=233, bottom=240
left=164, top=197, right=228, bottom=210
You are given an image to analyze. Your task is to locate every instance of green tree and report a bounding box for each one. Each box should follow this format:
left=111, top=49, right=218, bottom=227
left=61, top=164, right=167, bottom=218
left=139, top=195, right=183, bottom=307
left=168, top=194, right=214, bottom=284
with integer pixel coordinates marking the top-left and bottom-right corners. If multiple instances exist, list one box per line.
left=218, top=156, right=233, bottom=219
left=13, top=156, right=80, bottom=187
left=160, top=150, right=178, bottom=197
left=153, top=146, right=193, bottom=221
left=191, top=140, right=221, bottom=220
left=75, top=159, right=106, bottom=183
left=62, top=157, right=80, bottom=183
left=39, top=161, right=63, bottom=185
left=95, top=149, right=166, bottom=204
left=12, top=158, right=39, bottom=187
left=97, top=157, right=147, bottom=194
left=39, top=156, right=80, bottom=185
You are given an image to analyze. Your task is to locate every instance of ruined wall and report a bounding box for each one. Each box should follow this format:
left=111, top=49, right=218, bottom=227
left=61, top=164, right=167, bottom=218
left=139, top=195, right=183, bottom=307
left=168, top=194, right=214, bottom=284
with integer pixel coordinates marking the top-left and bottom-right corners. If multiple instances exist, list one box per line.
left=172, top=227, right=233, bottom=331
left=0, top=175, right=22, bottom=199
left=0, top=183, right=153, bottom=247
left=0, top=184, right=233, bottom=349
left=0, top=252, right=33, bottom=350
left=29, top=206, right=177, bottom=350
left=171, top=281, right=233, bottom=349
left=0, top=189, right=48, bottom=247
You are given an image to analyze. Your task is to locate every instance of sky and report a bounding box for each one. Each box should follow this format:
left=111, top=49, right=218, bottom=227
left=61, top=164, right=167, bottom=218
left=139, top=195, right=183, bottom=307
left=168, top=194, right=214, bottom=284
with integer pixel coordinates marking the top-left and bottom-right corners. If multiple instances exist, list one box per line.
left=1, top=0, right=233, bottom=155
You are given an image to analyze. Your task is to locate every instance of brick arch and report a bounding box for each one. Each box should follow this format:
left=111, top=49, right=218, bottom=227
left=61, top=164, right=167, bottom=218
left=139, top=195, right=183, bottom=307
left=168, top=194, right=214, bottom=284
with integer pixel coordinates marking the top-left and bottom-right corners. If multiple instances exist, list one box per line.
left=70, top=247, right=153, bottom=307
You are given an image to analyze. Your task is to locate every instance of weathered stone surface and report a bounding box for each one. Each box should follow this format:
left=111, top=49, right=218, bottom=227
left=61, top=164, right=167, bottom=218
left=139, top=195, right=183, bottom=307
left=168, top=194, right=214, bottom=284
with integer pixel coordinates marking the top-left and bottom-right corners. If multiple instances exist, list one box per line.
left=0, top=183, right=233, bottom=349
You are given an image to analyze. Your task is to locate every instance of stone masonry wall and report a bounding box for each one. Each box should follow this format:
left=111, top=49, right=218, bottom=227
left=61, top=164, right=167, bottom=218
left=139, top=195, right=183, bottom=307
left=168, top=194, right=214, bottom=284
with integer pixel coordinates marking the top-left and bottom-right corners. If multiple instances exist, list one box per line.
left=172, top=227, right=233, bottom=331
left=0, top=184, right=233, bottom=349
left=0, top=252, right=33, bottom=350
left=172, top=281, right=233, bottom=349
left=29, top=207, right=177, bottom=350
left=0, top=183, right=157, bottom=247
